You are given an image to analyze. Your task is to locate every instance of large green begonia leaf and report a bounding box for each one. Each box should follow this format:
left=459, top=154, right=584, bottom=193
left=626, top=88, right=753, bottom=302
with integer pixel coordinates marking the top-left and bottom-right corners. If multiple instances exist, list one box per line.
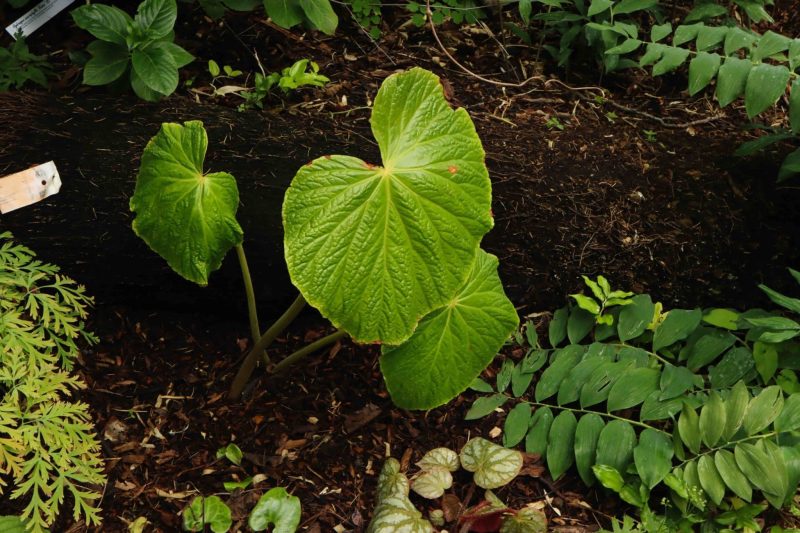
left=380, top=250, right=518, bottom=409
left=283, top=67, right=493, bottom=344
left=130, top=121, right=243, bottom=285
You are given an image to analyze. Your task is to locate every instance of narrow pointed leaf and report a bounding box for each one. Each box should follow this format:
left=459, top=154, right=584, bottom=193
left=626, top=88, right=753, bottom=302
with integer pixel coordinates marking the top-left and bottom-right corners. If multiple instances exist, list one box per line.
left=465, top=393, right=509, bottom=420
left=742, top=385, right=783, bottom=435
left=595, top=420, right=636, bottom=474
left=699, top=391, right=726, bottom=448
left=535, top=346, right=584, bottom=402
left=607, top=367, right=659, bottom=411
left=723, top=381, right=750, bottom=440
left=504, top=403, right=532, bottom=448
left=714, top=449, right=752, bottom=501
left=716, top=57, right=752, bottom=107
left=745, top=64, right=791, bottom=118
left=634, top=429, right=672, bottom=489
left=678, top=404, right=702, bottom=454
left=774, top=393, right=800, bottom=432
left=546, top=411, right=577, bottom=481
left=525, top=407, right=554, bottom=457
left=653, top=309, right=702, bottom=351
left=574, top=414, right=604, bottom=486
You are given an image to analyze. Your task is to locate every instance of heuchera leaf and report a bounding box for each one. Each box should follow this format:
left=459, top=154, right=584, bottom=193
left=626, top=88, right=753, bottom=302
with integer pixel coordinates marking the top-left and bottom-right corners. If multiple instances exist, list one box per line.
left=411, top=467, right=452, bottom=499
left=376, top=458, right=409, bottom=502
left=248, top=488, right=301, bottom=533
left=460, top=437, right=523, bottom=489
left=381, top=250, right=518, bottom=409
left=130, top=121, right=243, bottom=285
left=284, top=67, right=493, bottom=344
left=368, top=495, right=433, bottom=533
left=417, top=448, right=459, bottom=472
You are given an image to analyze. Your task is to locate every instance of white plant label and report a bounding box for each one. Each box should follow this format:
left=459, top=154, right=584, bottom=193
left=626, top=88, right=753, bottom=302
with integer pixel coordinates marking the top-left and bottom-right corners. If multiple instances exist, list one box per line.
left=6, top=0, right=76, bottom=38
left=0, top=161, right=62, bottom=213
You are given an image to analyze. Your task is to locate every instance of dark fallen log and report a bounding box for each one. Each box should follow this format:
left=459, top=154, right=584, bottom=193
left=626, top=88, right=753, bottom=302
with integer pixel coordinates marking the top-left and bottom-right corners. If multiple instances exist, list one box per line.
left=0, top=92, right=378, bottom=317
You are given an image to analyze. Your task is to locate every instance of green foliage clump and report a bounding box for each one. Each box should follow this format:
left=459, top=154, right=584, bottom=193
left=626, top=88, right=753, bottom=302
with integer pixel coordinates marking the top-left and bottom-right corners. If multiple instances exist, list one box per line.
left=405, top=0, right=486, bottom=26
left=71, top=0, right=194, bottom=101
left=0, top=232, right=105, bottom=533
left=469, top=272, right=800, bottom=530
left=0, top=35, right=52, bottom=92
left=347, top=0, right=383, bottom=39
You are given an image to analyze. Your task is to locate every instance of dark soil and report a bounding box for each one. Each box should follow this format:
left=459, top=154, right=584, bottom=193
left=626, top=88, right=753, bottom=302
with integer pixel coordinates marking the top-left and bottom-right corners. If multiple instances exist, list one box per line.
left=2, top=2, right=800, bottom=531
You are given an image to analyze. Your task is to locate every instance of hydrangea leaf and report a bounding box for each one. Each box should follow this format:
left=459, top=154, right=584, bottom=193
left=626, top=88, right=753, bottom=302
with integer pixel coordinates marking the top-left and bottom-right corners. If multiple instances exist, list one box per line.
left=183, top=496, right=232, bottom=533
left=248, top=488, right=302, bottom=533
left=367, top=496, right=434, bottom=533
left=460, top=437, right=523, bottom=489
left=376, top=458, right=410, bottom=502
left=283, top=67, right=493, bottom=344
left=417, top=447, right=459, bottom=472
left=380, top=250, right=518, bottom=409
left=411, top=467, right=453, bottom=499
left=130, top=121, right=243, bottom=286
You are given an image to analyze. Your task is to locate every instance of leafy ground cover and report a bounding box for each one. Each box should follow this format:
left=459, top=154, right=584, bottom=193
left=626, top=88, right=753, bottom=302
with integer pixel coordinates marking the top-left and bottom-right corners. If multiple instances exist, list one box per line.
left=1, top=0, right=800, bottom=531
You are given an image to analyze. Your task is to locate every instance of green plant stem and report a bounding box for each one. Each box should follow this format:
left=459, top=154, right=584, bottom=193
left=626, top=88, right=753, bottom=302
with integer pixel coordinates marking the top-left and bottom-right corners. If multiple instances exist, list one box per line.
left=228, top=294, right=307, bottom=400
left=610, top=343, right=672, bottom=367
left=676, top=431, right=779, bottom=468
left=271, top=329, right=348, bottom=375
left=519, top=398, right=666, bottom=434
left=235, top=244, right=267, bottom=364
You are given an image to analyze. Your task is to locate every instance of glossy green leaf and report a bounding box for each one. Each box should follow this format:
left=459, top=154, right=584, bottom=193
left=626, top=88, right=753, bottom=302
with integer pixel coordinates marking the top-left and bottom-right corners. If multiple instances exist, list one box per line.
left=673, top=23, right=702, bottom=46
left=752, top=31, right=791, bottom=62
left=130, top=66, right=165, bottom=102
left=715, top=57, right=752, bottom=108
left=134, top=0, right=177, bottom=38
left=686, top=329, right=736, bottom=371
left=659, top=363, right=696, bottom=400
left=754, top=341, right=779, bottom=383
left=525, top=407, right=554, bottom=457
left=546, top=411, right=577, bottom=481
left=593, top=464, right=625, bottom=491
left=264, top=0, right=304, bottom=28
left=724, top=27, right=757, bottom=55
left=699, top=392, right=726, bottom=448
left=503, top=403, right=532, bottom=448
left=607, top=367, right=660, bottom=411
left=549, top=306, right=568, bottom=347
left=130, top=121, right=243, bottom=285
left=653, top=309, right=702, bottom=351
left=742, top=385, right=783, bottom=435
left=617, top=294, right=654, bottom=341
left=83, top=41, right=129, bottom=86
left=131, top=42, right=178, bottom=95
left=735, top=442, right=787, bottom=505
left=574, top=414, right=604, bottom=486
left=641, top=391, right=684, bottom=421
left=536, top=346, right=584, bottom=402
left=298, top=0, right=337, bottom=34
left=557, top=356, right=607, bottom=405
left=497, top=359, right=514, bottom=393
left=284, top=68, right=492, bottom=344
left=696, top=26, right=728, bottom=51
left=570, top=293, right=600, bottom=315
left=613, top=0, right=656, bottom=14
left=248, top=488, right=301, bottom=532
left=745, top=64, right=792, bottom=118
left=715, top=449, right=752, bottom=501
left=723, top=381, right=750, bottom=440
left=709, top=347, right=755, bottom=388
left=71, top=4, right=132, bottom=45
left=651, top=46, right=690, bottom=76
left=580, top=360, right=627, bottom=408
left=460, top=437, right=523, bottom=489
left=376, top=458, right=409, bottom=502
left=678, top=403, right=702, bottom=454
left=702, top=308, right=740, bottom=330
left=465, top=393, right=509, bottom=420
left=223, top=477, right=253, bottom=491
left=634, top=428, right=673, bottom=489
left=216, top=443, right=243, bottom=466
left=381, top=251, right=518, bottom=409
left=184, top=496, right=232, bottom=533
left=411, top=467, right=452, bottom=499
left=163, top=42, right=194, bottom=69
left=511, top=363, right=535, bottom=397
left=596, top=420, right=636, bottom=474
left=651, top=22, right=672, bottom=42
left=587, top=0, right=613, bottom=16
left=567, top=308, right=594, bottom=344
left=697, top=455, right=726, bottom=505
left=774, top=393, right=800, bottom=432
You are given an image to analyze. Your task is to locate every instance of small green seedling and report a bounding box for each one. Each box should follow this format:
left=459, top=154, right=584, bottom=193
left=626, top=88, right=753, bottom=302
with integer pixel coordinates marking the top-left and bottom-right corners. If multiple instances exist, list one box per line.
left=570, top=275, right=634, bottom=326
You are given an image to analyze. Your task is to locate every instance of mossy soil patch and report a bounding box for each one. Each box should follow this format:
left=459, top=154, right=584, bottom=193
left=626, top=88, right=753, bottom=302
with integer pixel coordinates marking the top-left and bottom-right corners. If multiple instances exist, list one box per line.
left=1, top=7, right=800, bottom=531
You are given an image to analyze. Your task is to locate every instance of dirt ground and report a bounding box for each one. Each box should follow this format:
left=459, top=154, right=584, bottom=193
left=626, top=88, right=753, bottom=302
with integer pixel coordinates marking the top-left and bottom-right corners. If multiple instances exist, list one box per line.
left=1, top=2, right=800, bottom=531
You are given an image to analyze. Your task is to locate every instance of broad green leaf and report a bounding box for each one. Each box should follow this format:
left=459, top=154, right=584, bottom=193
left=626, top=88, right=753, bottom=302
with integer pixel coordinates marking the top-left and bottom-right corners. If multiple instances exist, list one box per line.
left=593, top=464, right=625, bottom=491
left=742, top=385, right=783, bottom=435
left=759, top=285, right=800, bottom=314
left=503, top=403, right=532, bottom=448
left=640, top=43, right=666, bottom=67
left=411, top=467, right=452, bottom=499
left=699, top=392, right=726, bottom=448
left=650, top=22, right=672, bottom=42
left=696, top=26, right=728, bottom=51
left=549, top=306, right=568, bottom=347
left=791, top=80, right=800, bottom=135
left=678, top=403, right=701, bottom=454
left=71, top=4, right=132, bottom=45
left=525, top=407, right=554, bottom=457
left=570, top=293, right=600, bottom=315
left=162, top=42, right=194, bottom=69
left=774, top=393, right=800, bottom=432
left=683, top=460, right=701, bottom=492
left=617, top=294, right=654, bottom=341
left=417, top=448, right=459, bottom=472
left=557, top=356, right=607, bottom=405
left=673, top=23, right=702, bottom=46
left=745, top=316, right=800, bottom=331
left=754, top=341, right=779, bottom=383
left=791, top=39, right=800, bottom=71
left=249, top=488, right=301, bottom=533
left=724, top=26, right=757, bottom=55
left=757, top=440, right=789, bottom=508
left=779, top=148, right=800, bottom=182
left=634, top=428, right=672, bottom=489
left=130, top=121, right=243, bottom=285
left=284, top=68, right=492, bottom=344
left=216, top=443, right=243, bottom=465
left=587, top=0, right=613, bottom=16
left=735, top=442, right=787, bottom=504
left=469, top=378, right=494, bottom=393
left=723, top=381, right=750, bottom=440
left=131, top=42, right=178, bottom=95
left=697, top=455, right=726, bottom=505
left=83, top=41, right=129, bottom=86
left=460, top=437, right=523, bottom=489
left=652, top=46, right=690, bottom=76
left=511, top=362, right=535, bottom=397
left=653, top=309, right=702, bottom=352
left=580, top=360, right=628, bottom=408
left=298, top=0, right=338, bottom=34
left=716, top=57, right=752, bottom=107
left=641, top=391, right=684, bottom=421
left=0, top=517, right=31, bottom=533
left=607, top=367, right=659, bottom=411
left=567, top=308, right=594, bottom=344
left=686, top=329, right=736, bottom=371
left=183, top=496, right=232, bottom=533
left=605, top=39, right=641, bottom=56
left=497, top=359, right=515, bottom=393
left=709, top=347, right=755, bottom=388
left=134, top=0, right=177, bottom=38
left=659, top=363, right=697, bottom=400
left=381, top=250, right=518, bottom=409
left=465, top=393, right=509, bottom=420
left=499, top=507, right=547, bottom=533
left=595, top=420, right=636, bottom=474
left=781, top=445, right=800, bottom=499
left=715, top=449, right=752, bottom=501
left=752, top=31, right=791, bottom=62
left=685, top=3, right=726, bottom=22
left=264, top=0, right=304, bottom=28
left=535, top=345, right=584, bottom=402
left=574, top=414, right=604, bottom=486
left=376, top=458, right=409, bottom=502
left=689, top=51, right=722, bottom=96
left=130, top=66, right=166, bottom=102
left=744, top=64, right=792, bottom=118
left=613, top=0, right=656, bottom=15
left=368, top=495, right=433, bottom=533
left=546, top=411, right=577, bottom=481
